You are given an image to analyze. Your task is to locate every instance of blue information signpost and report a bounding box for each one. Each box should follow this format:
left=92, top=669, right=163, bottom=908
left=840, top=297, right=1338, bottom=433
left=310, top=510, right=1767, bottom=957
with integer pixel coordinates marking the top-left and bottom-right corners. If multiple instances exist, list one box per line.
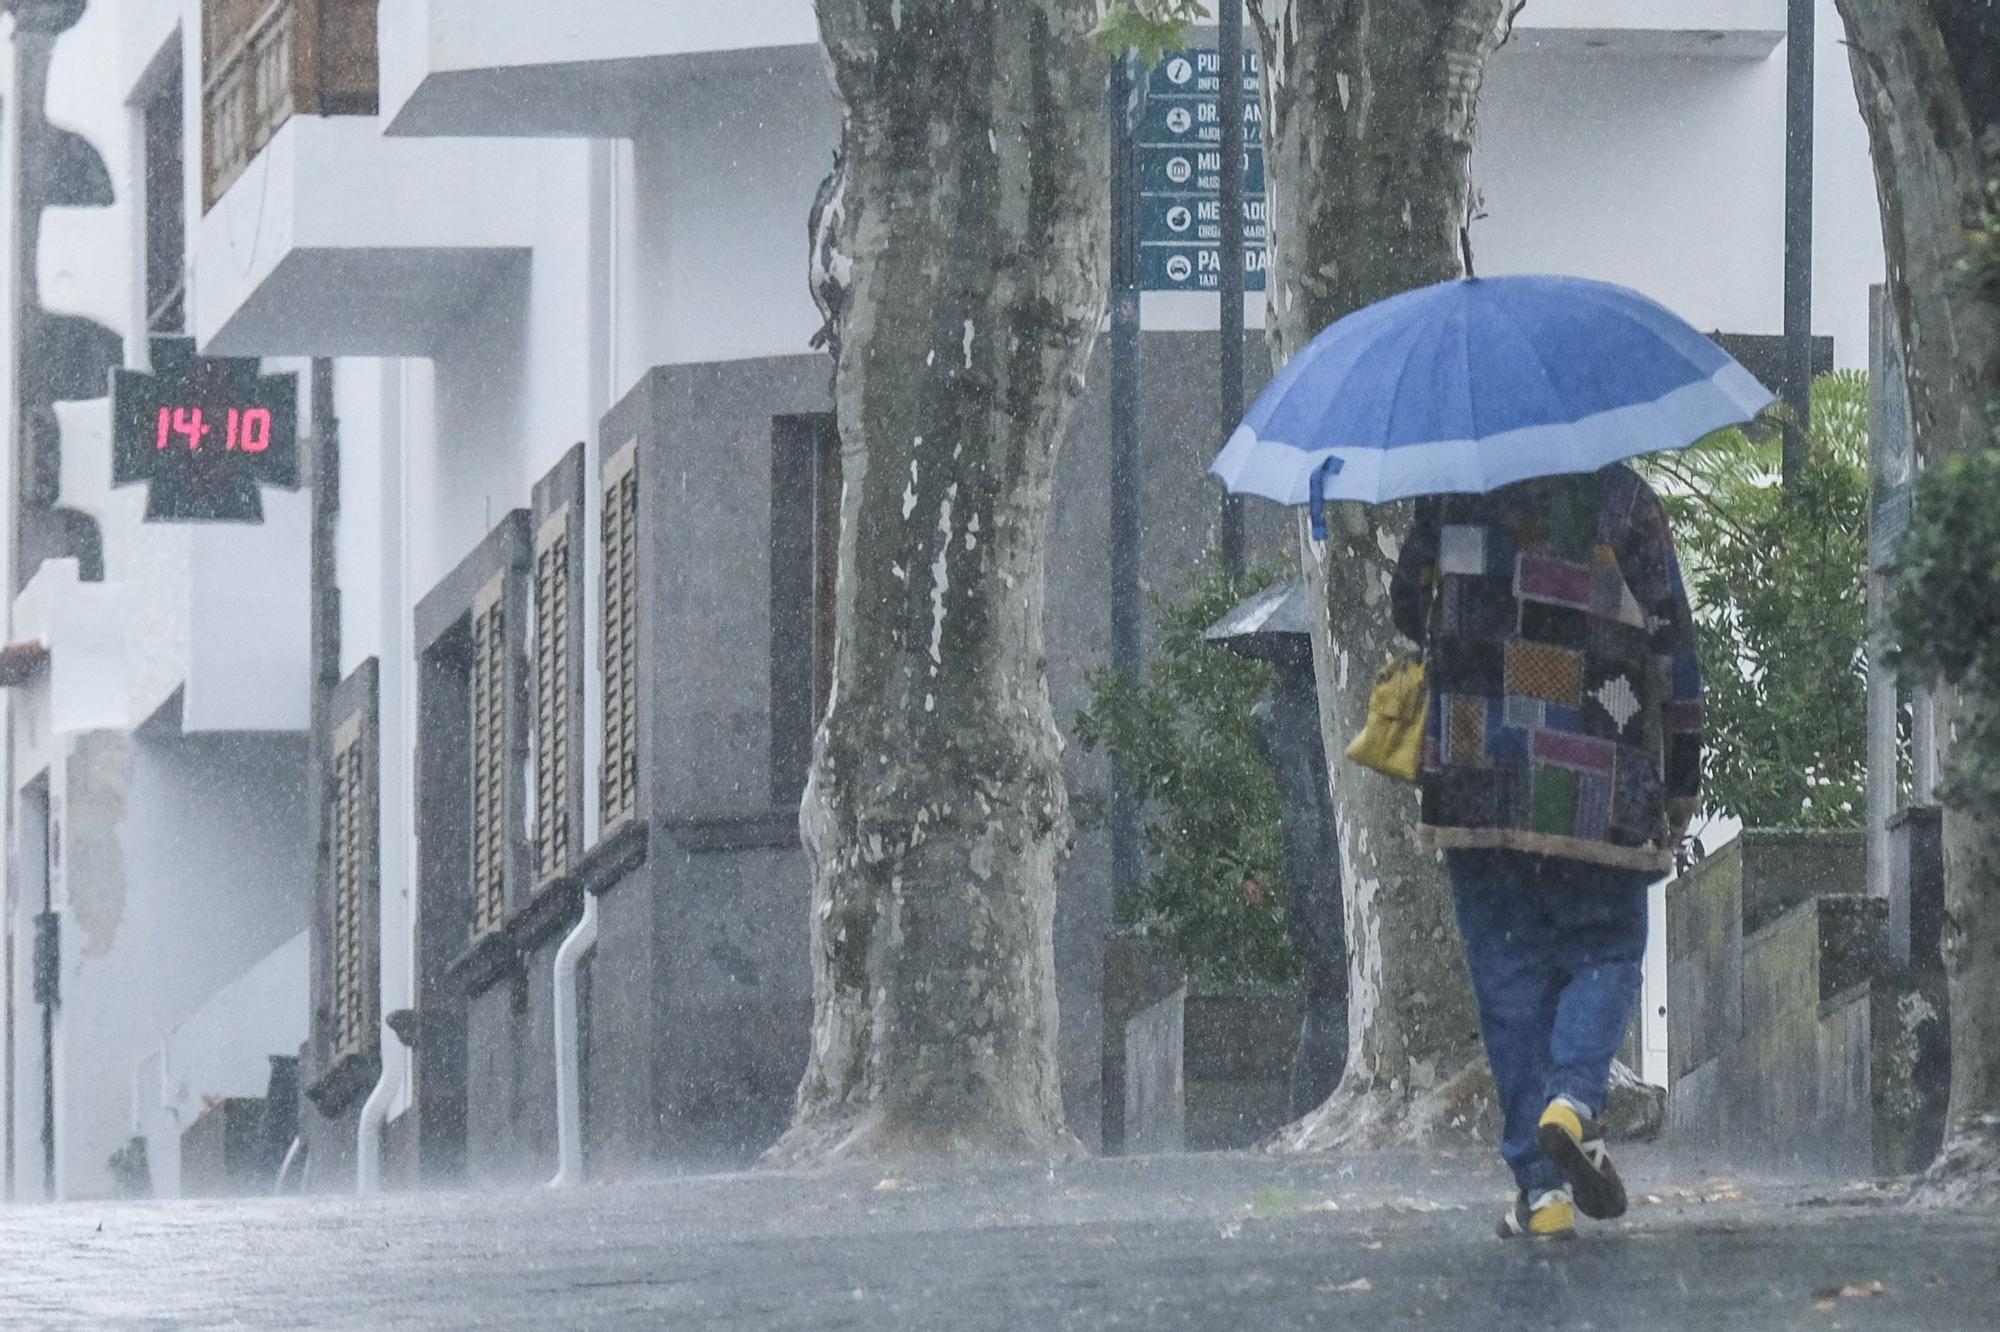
left=1138, top=48, right=1265, bottom=293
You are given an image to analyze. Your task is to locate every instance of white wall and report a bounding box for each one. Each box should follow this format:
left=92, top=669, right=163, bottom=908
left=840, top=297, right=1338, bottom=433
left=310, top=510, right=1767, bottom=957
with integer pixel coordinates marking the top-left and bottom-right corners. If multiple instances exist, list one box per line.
left=135, top=929, right=307, bottom=1198
left=1479, top=2, right=1881, bottom=367
left=54, top=732, right=309, bottom=1198
left=623, top=57, right=837, bottom=376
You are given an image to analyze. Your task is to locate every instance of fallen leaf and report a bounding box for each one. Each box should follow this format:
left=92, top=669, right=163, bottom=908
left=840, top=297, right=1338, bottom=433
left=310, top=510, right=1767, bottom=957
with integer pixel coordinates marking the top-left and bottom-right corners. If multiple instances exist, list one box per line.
left=873, top=1178, right=911, bottom=1193
left=1304, top=1199, right=1341, bottom=1213
left=1335, top=1277, right=1372, bottom=1293
left=1361, top=1240, right=1384, bottom=1250
left=1813, top=1299, right=1838, bottom=1313
left=1249, top=1186, right=1308, bottom=1218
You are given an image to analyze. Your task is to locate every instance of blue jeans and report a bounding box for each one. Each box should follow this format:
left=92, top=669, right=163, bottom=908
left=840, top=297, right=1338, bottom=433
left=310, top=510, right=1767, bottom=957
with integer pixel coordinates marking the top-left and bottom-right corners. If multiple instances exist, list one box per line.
left=1445, top=849, right=1652, bottom=1196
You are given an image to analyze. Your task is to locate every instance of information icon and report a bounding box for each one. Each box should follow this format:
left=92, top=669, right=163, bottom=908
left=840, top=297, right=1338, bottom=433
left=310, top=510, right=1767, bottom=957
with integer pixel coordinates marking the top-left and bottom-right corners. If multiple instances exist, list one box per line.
left=1165, top=57, right=1193, bottom=86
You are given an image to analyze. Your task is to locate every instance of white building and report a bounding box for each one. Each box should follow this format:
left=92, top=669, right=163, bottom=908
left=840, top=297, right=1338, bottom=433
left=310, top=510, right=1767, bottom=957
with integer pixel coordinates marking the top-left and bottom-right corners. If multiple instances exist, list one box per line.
left=1, top=0, right=1882, bottom=1198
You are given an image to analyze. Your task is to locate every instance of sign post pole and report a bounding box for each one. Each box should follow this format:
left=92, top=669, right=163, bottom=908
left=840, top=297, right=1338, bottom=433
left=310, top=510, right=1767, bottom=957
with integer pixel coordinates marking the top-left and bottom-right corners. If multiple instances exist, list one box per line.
left=1217, top=0, right=1246, bottom=574
left=1110, top=55, right=1144, bottom=915
left=1781, top=0, right=1815, bottom=482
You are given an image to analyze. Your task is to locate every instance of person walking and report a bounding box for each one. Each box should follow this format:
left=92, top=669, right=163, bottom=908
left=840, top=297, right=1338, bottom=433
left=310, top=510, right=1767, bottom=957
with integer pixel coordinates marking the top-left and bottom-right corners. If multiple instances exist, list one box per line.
left=1390, top=463, right=1702, bottom=1241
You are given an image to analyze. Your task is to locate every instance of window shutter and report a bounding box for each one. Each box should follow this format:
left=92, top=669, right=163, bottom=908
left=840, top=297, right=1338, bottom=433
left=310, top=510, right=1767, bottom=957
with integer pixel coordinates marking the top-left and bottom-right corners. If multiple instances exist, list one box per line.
left=470, top=573, right=509, bottom=937
left=329, top=709, right=376, bottom=1059
left=601, top=440, right=641, bottom=830
left=533, top=508, right=574, bottom=883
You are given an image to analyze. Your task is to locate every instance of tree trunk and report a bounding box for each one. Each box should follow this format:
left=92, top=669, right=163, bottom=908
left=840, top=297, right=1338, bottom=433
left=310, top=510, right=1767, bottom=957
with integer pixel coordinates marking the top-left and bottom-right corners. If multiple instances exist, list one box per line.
left=1249, top=0, right=1520, bottom=1152
left=766, top=0, right=1107, bottom=1166
left=1835, top=0, right=2000, bottom=1206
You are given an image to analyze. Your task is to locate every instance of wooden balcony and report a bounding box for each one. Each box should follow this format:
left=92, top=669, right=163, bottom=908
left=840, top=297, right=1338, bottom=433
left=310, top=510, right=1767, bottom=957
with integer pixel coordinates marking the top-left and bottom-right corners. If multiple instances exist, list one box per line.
left=203, top=0, right=378, bottom=212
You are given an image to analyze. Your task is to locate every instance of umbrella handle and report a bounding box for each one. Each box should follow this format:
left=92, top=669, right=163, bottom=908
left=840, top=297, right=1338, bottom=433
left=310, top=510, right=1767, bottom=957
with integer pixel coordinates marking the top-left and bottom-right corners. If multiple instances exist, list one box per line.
left=1308, top=457, right=1343, bottom=541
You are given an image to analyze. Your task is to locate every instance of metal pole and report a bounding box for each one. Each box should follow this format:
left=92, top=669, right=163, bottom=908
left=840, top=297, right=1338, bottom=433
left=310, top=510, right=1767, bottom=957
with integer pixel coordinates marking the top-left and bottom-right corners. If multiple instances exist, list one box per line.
left=1217, top=2, right=1246, bottom=573
left=1109, top=58, right=1143, bottom=912
left=304, top=358, right=340, bottom=1117
left=1781, top=0, right=1814, bottom=483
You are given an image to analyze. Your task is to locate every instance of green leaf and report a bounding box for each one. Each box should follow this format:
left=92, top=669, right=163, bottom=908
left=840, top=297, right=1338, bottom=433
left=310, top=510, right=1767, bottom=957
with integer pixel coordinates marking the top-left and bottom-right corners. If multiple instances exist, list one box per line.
left=1088, top=0, right=1212, bottom=68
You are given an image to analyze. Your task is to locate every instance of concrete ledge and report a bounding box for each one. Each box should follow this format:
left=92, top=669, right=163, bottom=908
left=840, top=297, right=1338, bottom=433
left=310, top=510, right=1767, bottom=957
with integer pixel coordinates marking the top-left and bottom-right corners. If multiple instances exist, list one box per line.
left=1815, top=895, right=1889, bottom=1003
left=379, top=0, right=820, bottom=137
left=1101, top=935, right=1186, bottom=1157
left=194, top=118, right=535, bottom=356
left=1741, top=828, right=1866, bottom=932
left=1666, top=839, right=1743, bottom=1080
left=1185, top=989, right=1298, bottom=1151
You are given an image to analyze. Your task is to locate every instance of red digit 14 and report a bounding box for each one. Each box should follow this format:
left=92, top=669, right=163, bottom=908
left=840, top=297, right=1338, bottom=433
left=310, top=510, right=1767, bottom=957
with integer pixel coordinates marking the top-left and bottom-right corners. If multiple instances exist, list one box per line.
left=172, top=406, right=208, bottom=451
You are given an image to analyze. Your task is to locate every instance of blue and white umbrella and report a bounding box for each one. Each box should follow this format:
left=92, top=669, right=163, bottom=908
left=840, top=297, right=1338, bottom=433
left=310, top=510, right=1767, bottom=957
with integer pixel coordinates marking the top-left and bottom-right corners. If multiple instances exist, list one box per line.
left=1209, top=274, right=1775, bottom=536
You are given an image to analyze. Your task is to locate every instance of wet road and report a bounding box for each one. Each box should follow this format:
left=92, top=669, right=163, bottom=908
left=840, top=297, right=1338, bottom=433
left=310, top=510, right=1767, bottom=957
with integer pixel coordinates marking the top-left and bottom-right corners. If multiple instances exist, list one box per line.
left=0, top=1149, right=1992, bottom=1329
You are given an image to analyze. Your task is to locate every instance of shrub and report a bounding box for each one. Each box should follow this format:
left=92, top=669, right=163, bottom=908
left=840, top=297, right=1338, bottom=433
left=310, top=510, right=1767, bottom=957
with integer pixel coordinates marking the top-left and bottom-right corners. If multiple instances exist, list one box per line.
left=1641, top=372, right=1873, bottom=828
left=1074, top=557, right=1295, bottom=986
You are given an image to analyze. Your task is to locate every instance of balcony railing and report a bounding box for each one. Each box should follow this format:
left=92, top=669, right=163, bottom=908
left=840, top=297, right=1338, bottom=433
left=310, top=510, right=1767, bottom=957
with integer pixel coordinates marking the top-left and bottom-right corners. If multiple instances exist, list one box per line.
left=203, top=0, right=378, bottom=211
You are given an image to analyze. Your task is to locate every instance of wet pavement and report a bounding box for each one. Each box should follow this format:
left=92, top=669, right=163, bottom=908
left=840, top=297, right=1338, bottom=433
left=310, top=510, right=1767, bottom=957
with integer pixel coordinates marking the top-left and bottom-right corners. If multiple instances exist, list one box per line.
left=0, top=1147, right=1994, bottom=1329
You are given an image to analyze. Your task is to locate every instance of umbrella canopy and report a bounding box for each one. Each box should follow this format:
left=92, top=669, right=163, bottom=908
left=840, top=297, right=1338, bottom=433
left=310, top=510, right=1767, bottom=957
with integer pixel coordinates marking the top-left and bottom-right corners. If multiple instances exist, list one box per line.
left=1202, top=581, right=1312, bottom=670
left=1209, top=275, right=1773, bottom=530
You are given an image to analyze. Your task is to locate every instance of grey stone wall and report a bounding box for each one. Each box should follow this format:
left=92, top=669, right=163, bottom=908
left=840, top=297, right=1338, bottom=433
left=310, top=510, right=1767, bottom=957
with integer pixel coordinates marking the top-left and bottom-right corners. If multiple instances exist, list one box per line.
left=462, top=942, right=564, bottom=1186
left=1667, top=839, right=1743, bottom=1083
left=1664, top=830, right=1945, bottom=1177
left=1184, top=989, right=1299, bottom=1152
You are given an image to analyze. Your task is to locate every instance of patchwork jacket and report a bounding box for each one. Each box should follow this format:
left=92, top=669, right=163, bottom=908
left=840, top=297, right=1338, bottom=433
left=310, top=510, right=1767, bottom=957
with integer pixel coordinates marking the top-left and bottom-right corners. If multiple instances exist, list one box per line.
left=1390, top=465, right=1702, bottom=872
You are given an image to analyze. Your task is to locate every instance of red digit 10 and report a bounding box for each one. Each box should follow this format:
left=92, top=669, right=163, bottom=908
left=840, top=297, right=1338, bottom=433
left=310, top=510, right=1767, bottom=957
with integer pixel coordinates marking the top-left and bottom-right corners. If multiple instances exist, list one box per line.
left=240, top=407, right=271, bottom=453
left=220, top=407, right=272, bottom=452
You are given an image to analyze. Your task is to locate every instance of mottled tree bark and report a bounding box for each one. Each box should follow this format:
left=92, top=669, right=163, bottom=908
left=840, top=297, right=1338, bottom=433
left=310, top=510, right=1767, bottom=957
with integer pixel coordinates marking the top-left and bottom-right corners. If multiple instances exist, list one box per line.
left=767, top=0, right=1107, bottom=1166
left=1248, top=0, right=1520, bottom=1152
left=1835, top=0, right=2000, bottom=1206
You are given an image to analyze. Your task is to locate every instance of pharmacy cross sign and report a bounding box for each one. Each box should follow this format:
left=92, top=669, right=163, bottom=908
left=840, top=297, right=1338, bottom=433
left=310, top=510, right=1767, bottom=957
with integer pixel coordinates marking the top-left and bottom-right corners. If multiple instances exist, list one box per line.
left=111, top=338, right=300, bottom=522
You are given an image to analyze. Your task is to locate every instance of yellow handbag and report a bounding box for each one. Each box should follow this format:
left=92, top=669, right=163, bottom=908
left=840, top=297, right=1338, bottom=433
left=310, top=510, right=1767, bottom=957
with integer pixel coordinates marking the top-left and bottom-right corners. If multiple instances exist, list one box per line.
left=1346, top=654, right=1429, bottom=782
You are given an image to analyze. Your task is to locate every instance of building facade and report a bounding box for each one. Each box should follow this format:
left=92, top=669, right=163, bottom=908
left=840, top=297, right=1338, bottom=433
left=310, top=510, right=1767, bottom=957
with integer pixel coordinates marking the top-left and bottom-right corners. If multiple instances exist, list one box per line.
left=1, top=0, right=1883, bottom=1198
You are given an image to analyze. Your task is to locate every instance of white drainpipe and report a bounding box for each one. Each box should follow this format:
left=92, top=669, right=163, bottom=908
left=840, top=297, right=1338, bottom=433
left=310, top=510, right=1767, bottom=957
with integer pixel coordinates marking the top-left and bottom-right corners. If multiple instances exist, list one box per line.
left=548, top=892, right=599, bottom=1188
left=355, top=1037, right=404, bottom=1195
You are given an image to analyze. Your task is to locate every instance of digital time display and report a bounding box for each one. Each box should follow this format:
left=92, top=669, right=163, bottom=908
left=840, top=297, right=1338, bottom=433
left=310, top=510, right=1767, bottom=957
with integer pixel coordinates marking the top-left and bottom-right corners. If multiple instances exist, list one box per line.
left=112, top=338, right=299, bottom=522
left=153, top=405, right=276, bottom=454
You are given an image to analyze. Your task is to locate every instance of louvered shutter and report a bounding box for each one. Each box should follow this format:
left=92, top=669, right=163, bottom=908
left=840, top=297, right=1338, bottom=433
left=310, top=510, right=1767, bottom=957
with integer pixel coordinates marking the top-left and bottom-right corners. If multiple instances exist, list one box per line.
left=601, top=440, right=641, bottom=830
left=533, top=508, right=574, bottom=883
left=329, top=709, right=375, bottom=1059
left=470, top=573, right=509, bottom=936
